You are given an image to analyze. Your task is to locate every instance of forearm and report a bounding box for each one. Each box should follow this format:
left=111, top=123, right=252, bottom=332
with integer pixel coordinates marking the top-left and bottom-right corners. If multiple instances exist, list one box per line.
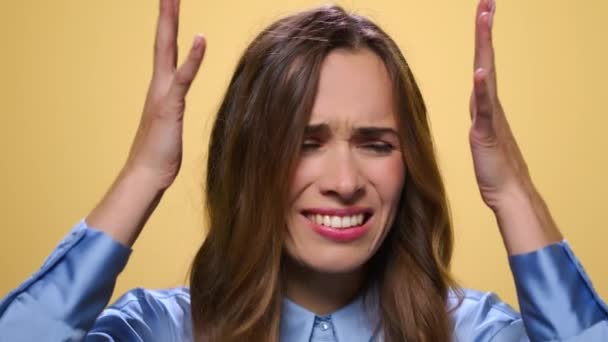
left=493, top=183, right=563, bottom=255
left=86, top=167, right=165, bottom=247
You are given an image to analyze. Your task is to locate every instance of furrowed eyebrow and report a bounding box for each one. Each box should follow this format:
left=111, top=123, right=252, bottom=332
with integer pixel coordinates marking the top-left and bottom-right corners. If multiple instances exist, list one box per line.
left=303, top=123, right=400, bottom=140
left=304, top=123, right=331, bottom=136
left=352, top=127, right=400, bottom=139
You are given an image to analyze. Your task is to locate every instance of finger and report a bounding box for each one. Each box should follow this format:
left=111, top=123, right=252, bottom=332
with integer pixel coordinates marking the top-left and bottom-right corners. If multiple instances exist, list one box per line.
left=471, top=68, right=496, bottom=142
left=469, top=90, right=476, bottom=120
left=474, top=0, right=496, bottom=77
left=166, top=35, right=206, bottom=104
left=474, top=0, right=492, bottom=27
left=153, top=0, right=180, bottom=77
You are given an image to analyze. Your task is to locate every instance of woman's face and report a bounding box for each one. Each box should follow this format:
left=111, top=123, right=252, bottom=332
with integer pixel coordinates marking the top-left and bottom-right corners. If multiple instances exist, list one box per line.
left=285, top=48, right=406, bottom=274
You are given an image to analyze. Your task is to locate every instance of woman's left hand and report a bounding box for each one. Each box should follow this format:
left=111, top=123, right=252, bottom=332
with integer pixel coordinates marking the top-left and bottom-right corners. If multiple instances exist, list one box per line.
left=468, top=0, right=562, bottom=254
left=469, top=0, right=530, bottom=209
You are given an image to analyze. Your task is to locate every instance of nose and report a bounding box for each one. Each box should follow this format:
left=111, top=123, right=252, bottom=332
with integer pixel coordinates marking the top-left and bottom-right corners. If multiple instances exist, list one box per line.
left=319, top=144, right=365, bottom=202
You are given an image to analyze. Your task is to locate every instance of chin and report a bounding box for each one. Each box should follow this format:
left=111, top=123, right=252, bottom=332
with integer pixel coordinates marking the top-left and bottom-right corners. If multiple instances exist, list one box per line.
left=287, top=246, right=372, bottom=274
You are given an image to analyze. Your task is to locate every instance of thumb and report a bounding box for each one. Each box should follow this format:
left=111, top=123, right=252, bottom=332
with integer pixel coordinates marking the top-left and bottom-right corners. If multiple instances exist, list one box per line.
left=470, top=68, right=496, bottom=144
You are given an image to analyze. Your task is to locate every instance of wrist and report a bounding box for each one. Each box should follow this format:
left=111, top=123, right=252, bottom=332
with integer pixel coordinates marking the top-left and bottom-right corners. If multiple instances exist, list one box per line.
left=120, top=160, right=178, bottom=191
left=118, top=165, right=172, bottom=193
left=491, top=183, right=563, bottom=255
left=86, top=167, right=166, bottom=247
left=490, top=182, right=537, bottom=215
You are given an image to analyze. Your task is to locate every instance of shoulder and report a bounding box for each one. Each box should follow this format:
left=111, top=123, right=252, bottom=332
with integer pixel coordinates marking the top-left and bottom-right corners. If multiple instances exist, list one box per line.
left=88, top=287, right=192, bottom=341
left=448, top=288, right=527, bottom=341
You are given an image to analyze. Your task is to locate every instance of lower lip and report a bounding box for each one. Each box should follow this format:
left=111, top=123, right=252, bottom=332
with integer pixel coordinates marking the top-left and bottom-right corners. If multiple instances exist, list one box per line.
left=306, top=216, right=370, bottom=242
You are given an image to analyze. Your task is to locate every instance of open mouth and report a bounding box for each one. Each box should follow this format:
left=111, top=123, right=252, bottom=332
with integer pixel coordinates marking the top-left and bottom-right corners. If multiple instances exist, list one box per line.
left=301, top=210, right=373, bottom=229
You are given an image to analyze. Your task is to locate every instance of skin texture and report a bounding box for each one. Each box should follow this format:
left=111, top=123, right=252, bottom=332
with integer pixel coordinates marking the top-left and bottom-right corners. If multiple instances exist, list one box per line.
left=284, top=48, right=406, bottom=314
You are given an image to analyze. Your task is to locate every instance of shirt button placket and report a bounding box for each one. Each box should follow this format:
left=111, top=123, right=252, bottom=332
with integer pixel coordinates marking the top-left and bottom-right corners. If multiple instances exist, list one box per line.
left=311, top=316, right=336, bottom=341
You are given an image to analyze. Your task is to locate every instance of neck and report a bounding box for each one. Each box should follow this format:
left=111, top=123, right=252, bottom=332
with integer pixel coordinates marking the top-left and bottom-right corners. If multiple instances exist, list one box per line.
left=283, top=256, right=366, bottom=315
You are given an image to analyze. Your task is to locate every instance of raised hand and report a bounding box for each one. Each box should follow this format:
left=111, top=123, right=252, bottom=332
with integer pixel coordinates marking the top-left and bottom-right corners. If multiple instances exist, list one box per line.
left=86, top=0, right=206, bottom=246
left=469, top=0, right=527, bottom=208
left=468, top=0, right=562, bottom=254
left=125, top=0, right=206, bottom=190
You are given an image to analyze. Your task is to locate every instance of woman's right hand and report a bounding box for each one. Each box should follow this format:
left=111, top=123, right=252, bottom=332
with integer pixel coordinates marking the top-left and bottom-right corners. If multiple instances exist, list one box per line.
left=86, top=0, right=205, bottom=246
left=125, top=0, right=206, bottom=190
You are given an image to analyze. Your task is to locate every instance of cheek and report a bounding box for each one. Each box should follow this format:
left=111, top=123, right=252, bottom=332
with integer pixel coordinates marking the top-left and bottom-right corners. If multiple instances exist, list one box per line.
left=364, top=155, right=406, bottom=205
left=365, top=155, right=405, bottom=243
left=289, top=157, right=319, bottom=200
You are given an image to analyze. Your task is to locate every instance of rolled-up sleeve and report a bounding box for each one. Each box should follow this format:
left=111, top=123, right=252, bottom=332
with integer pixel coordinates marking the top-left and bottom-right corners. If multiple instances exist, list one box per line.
left=507, top=240, right=608, bottom=341
left=0, top=220, right=131, bottom=342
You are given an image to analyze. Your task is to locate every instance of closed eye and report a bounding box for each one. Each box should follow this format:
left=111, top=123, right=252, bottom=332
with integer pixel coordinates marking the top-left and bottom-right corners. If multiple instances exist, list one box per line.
left=301, top=139, right=322, bottom=153
left=361, top=142, right=394, bottom=154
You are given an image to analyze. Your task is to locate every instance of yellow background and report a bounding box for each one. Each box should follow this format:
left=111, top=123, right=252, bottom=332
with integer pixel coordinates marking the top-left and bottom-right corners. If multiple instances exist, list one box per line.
left=1, top=0, right=607, bottom=310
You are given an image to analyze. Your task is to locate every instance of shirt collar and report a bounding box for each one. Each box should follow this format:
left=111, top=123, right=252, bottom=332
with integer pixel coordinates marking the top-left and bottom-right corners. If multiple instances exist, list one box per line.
left=279, top=291, right=378, bottom=342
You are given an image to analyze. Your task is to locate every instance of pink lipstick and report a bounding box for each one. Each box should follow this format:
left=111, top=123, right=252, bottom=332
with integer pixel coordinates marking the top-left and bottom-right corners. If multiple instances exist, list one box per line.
left=301, top=207, right=372, bottom=242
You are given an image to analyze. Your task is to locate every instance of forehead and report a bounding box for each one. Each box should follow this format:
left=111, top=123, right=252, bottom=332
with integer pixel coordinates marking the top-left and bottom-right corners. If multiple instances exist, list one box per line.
left=309, top=48, right=397, bottom=129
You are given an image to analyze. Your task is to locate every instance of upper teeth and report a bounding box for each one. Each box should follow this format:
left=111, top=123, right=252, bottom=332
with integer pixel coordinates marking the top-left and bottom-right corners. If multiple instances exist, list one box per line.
left=308, top=214, right=365, bottom=229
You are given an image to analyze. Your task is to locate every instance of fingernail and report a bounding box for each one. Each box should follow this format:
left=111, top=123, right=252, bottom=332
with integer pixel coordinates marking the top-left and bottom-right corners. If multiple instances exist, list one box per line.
left=193, top=34, right=203, bottom=49
left=480, top=12, right=493, bottom=29
left=480, top=12, right=490, bottom=27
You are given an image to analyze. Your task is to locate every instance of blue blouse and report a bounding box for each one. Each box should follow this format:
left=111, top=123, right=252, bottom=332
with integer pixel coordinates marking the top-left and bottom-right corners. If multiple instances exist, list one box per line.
left=0, top=219, right=607, bottom=341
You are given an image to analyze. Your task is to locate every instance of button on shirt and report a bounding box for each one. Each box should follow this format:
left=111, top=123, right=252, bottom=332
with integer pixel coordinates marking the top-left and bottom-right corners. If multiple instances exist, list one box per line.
left=1, top=220, right=608, bottom=341
left=312, top=317, right=334, bottom=340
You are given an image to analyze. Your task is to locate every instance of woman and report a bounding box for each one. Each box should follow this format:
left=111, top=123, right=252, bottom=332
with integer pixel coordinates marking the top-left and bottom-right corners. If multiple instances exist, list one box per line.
left=0, top=0, right=606, bottom=341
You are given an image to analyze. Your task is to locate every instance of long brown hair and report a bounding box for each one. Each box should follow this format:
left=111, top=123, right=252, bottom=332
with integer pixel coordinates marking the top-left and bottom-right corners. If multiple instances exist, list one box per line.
left=190, top=5, right=460, bottom=341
